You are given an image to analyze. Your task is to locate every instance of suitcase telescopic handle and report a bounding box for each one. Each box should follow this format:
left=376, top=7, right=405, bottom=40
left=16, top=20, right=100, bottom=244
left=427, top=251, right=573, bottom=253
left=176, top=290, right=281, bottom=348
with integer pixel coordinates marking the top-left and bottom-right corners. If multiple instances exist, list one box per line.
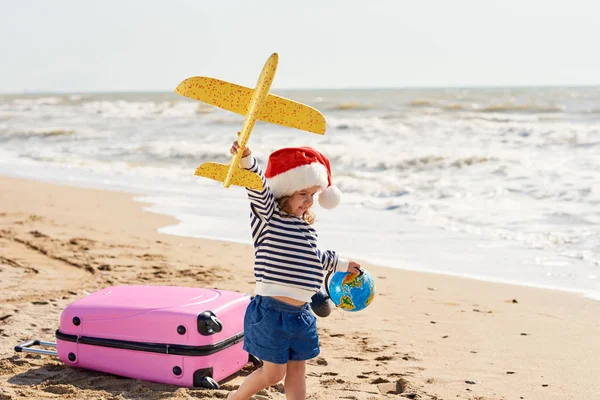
left=14, top=340, right=58, bottom=356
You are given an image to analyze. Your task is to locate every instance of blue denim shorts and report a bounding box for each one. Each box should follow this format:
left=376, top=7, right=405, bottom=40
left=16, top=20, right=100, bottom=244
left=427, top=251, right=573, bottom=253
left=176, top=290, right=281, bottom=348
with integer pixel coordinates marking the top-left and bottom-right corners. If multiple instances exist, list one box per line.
left=243, top=295, right=320, bottom=364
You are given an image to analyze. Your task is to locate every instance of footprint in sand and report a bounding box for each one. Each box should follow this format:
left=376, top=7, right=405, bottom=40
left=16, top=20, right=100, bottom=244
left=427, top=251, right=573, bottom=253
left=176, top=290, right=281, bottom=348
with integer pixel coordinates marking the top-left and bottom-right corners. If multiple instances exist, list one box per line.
left=68, top=237, right=96, bottom=251
left=41, top=384, right=77, bottom=395
left=0, top=387, right=16, bottom=400
left=137, top=253, right=167, bottom=261
left=341, top=356, right=365, bottom=362
left=356, top=335, right=390, bottom=353
left=307, top=356, right=328, bottom=366
left=401, top=353, right=419, bottom=361
left=376, top=377, right=411, bottom=396
left=28, top=230, right=47, bottom=238
left=319, top=377, right=345, bottom=385
left=371, top=377, right=390, bottom=384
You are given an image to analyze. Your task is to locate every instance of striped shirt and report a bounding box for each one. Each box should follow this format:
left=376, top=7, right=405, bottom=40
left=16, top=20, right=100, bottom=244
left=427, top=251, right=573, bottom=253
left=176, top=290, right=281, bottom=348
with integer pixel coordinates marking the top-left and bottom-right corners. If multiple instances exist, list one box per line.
left=241, top=156, right=349, bottom=302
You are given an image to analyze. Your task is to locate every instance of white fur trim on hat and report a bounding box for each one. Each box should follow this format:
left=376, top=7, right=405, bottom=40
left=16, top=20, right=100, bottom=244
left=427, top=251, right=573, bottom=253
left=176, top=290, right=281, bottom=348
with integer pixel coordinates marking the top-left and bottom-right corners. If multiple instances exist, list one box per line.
left=267, top=162, right=329, bottom=198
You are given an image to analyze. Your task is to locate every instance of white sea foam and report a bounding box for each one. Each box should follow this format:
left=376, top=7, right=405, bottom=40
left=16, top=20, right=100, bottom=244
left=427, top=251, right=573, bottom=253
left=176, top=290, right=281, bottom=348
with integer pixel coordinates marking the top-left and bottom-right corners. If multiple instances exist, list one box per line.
left=1, top=88, right=599, bottom=298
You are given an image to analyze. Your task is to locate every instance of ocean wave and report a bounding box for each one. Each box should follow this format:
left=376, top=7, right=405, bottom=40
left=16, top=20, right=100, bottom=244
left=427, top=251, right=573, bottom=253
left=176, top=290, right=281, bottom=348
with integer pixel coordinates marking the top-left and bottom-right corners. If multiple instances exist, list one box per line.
left=136, top=142, right=233, bottom=165
left=80, top=100, right=200, bottom=119
left=477, top=104, right=564, bottom=114
left=408, top=99, right=434, bottom=107
left=207, top=117, right=243, bottom=125
left=67, top=94, right=90, bottom=101
left=407, top=99, right=565, bottom=114
left=13, top=95, right=92, bottom=106
left=392, top=155, right=496, bottom=171
left=422, top=213, right=600, bottom=267
left=408, top=99, right=469, bottom=111
left=195, top=104, right=214, bottom=114
left=334, top=173, right=412, bottom=200
left=0, top=128, right=76, bottom=139
left=13, top=96, right=63, bottom=106
left=335, top=155, right=497, bottom=176
left=327, top=116, right=393, bottom=133
left=326, top=102, right=373, bottom=111
left=63, top=94, right=92, bottom=104
left=443, top=103, right=465, bottom=111
left=39, top=129, right=75, bottom=137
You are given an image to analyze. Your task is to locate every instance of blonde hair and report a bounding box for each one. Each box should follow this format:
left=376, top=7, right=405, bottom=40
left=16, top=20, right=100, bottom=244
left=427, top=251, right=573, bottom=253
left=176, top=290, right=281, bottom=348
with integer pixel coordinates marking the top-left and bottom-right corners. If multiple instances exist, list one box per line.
left=276, top=196, right=316, bottom=225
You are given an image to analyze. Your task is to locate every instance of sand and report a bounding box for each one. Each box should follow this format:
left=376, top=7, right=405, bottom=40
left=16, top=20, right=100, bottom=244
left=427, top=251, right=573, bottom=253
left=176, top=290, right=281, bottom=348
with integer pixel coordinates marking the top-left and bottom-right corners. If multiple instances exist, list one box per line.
left=1, top=175, right=599, bottom=400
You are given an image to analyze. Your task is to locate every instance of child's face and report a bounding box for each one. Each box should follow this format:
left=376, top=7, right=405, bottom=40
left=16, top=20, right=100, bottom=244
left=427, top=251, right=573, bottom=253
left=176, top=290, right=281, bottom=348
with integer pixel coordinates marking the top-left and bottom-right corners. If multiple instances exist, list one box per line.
left=289, top=185, right=321, bottom=217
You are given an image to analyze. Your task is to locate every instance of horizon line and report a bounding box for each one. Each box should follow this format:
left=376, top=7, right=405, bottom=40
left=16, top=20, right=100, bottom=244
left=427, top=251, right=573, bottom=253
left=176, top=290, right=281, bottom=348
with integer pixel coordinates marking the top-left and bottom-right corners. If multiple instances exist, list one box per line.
left=1, top=83, right=600, bottom=95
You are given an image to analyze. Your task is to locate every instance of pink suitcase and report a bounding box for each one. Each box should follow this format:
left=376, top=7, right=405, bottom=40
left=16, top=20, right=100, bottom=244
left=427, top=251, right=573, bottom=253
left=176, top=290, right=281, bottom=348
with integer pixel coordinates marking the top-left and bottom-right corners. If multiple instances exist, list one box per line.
left=15, top=285, right=261, bottom=389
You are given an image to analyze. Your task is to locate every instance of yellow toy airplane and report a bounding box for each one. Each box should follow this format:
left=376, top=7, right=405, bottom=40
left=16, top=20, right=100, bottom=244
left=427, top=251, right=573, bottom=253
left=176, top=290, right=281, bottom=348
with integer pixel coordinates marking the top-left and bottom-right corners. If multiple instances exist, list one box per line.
left=174, top=53, right=326, bottom=191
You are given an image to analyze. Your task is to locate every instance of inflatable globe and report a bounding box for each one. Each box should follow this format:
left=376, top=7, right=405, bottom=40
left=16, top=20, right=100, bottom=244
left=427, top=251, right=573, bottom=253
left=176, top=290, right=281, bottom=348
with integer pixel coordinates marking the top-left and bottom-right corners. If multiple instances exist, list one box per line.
left=327, top=270, right=375, bottom=312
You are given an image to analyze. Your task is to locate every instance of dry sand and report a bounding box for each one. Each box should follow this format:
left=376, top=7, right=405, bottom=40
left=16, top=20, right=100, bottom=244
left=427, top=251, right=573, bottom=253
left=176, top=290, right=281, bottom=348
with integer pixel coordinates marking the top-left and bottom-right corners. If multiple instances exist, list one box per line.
left=1, top=176, right=599, bottom=400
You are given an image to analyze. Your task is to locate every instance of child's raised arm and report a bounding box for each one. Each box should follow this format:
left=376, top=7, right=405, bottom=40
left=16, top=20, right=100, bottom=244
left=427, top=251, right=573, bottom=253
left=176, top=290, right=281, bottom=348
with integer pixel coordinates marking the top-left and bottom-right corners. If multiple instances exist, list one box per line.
left=230, top=139, right=275, bottom=221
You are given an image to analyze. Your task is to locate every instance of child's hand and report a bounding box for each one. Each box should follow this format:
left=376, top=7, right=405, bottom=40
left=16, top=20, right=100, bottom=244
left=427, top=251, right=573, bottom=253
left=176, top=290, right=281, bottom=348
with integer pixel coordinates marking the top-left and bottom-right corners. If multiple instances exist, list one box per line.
left=347, top=261, right=362, bottom=275
left=230, top=132, right=251, bottom=157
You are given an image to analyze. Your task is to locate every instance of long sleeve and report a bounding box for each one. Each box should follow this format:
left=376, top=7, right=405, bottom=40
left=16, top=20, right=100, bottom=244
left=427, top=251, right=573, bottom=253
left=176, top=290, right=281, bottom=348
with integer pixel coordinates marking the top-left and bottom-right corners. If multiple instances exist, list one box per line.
left=317, top=249, right=349, bottom=272
left=240, top=155, right=275, bottom=222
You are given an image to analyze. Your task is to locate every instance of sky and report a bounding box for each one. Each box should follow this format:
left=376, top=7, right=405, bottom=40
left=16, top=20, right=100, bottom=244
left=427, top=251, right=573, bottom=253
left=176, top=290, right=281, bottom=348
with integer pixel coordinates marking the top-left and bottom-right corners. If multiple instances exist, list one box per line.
left=1, top=0, right=599, bottom=92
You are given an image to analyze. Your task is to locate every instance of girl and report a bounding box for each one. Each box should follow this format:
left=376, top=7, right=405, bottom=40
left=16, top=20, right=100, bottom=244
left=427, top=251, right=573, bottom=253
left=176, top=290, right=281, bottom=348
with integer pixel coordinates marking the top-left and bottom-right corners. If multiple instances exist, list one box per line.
left=227, top=139, right=361, bottom=400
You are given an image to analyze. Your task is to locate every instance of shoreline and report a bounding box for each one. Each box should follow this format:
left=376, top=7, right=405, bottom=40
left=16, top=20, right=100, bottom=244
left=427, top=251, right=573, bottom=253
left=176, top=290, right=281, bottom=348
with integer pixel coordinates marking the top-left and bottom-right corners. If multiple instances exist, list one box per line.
left=4, top=170, right=599, bottom=302
left=1, top=161, right=598, bottom=302
left=155, top=216, right=600, bottom=303
left=138, top=195, right=600, bottom=305
left=1, top=175, right=599, bottom=399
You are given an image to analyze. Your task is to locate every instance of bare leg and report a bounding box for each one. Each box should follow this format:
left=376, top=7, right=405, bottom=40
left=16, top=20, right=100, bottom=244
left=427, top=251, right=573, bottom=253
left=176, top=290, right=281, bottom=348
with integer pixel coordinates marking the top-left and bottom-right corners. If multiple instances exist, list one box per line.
left=284, top=360, right=306, bottom=400
left=228, top=361, right=287, bottom=400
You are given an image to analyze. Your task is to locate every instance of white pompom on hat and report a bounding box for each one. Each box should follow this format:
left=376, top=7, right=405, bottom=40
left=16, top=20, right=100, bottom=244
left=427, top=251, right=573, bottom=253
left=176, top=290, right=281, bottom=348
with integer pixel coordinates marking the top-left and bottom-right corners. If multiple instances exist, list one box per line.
left=265, top=147, right=341, bottom=209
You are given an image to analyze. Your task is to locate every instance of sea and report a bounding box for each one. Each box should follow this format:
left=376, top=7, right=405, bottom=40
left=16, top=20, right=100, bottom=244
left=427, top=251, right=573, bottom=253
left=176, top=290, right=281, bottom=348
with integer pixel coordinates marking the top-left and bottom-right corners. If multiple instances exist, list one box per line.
left=1, top=87, right=599, bottom=300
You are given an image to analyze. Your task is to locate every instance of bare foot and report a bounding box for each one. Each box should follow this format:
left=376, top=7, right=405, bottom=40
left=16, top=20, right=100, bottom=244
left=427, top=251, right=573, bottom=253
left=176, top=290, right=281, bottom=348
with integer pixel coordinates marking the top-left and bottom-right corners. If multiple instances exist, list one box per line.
left=227, top=390, right=236, bottom=400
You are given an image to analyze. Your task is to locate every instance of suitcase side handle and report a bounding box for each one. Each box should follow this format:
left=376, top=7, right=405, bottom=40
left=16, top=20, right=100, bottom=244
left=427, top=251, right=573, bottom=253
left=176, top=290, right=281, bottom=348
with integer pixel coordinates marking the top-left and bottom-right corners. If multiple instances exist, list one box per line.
left=197, top=311, right=223, bottom=336
left=14, top=339, right=58, bottom=356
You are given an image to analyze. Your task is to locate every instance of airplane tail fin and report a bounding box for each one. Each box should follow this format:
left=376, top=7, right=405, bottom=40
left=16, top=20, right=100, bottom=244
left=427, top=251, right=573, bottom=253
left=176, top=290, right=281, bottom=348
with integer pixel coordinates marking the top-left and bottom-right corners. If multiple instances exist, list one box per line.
left=194, top=162, right=263, bottom=190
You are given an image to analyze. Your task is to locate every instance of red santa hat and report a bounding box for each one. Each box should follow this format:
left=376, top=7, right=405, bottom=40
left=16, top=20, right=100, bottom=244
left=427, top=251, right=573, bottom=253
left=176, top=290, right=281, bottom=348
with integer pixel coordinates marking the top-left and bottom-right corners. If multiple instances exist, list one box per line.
left=265, top=147, right=342, bottom=209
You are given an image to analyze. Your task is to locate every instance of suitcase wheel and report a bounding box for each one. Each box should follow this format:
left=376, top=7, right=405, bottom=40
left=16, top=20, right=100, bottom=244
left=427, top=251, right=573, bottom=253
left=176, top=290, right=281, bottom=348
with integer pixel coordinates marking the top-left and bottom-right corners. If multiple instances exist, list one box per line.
left=249, top=354, right=263, bottom=368
left=196, top=376, right=219, bottom=389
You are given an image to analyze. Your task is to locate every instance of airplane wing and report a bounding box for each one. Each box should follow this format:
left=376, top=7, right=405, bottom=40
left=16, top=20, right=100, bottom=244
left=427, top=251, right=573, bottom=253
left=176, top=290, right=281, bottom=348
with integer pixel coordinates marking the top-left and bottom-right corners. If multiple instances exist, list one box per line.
left=175, top=77, right=326, bottom=135
left=194, top=162, right=263, bottom=191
